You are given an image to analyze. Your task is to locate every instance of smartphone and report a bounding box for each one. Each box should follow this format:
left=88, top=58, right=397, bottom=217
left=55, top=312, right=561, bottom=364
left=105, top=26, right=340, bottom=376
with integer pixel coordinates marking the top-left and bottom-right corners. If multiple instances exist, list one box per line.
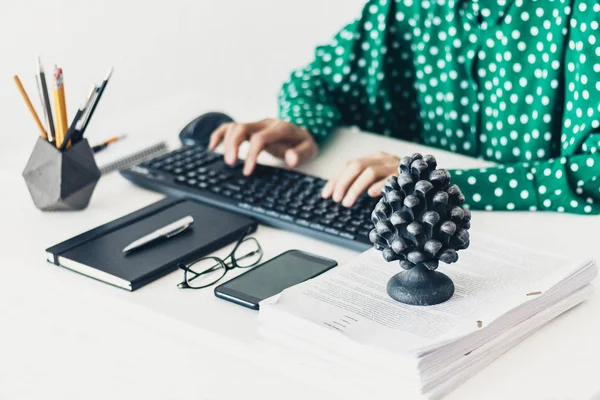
left=214, top=250, right=337, bottom=310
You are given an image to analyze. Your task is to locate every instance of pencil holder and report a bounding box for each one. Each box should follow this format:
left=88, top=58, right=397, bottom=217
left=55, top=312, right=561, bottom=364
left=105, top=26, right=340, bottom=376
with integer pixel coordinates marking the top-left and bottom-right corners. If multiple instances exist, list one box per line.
left=22, top=138, right=101, bottom=211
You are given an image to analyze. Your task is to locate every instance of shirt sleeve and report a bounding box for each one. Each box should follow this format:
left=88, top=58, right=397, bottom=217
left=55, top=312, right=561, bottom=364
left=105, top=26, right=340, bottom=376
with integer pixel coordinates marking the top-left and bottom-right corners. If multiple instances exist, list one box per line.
left=277, top=0, right=396, bottom=144
left=449, top=3, right=600, bottom=214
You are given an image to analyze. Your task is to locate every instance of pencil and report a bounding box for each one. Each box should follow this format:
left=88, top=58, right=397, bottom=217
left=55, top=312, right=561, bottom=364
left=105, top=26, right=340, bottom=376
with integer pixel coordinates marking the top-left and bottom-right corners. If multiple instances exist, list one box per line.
left=38, top=57, right=56, bottom=141
left=92, top=134, right=127, bottom=153
left=13, top=75, right=48, bottom=139
left=53, top=66, right=69, bottom=148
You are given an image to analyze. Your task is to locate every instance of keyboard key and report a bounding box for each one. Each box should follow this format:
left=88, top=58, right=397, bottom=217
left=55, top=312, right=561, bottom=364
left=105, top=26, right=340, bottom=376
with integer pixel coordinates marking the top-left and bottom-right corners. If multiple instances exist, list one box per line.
left=345, top=226, right=358, bottom=234
left=198, top=182, right=209, bottom=189
left=325, top=227, right=340, bottom=235
left=296, top=219, right=310, bottom=227
left=309, top=223, right=325, bottom=231
left=239, top=203, right=252, bottom=210
left=318, top=218, right=333, bottom=227
left=340, top=232, right=355, bottom=240
left=224, top=183, right=241, bottom=192
left=266, top=210, right=280, bottom=218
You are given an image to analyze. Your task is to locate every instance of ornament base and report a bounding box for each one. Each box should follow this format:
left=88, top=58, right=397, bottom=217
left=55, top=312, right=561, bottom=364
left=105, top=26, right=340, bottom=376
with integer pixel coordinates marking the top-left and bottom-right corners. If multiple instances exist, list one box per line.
left=386, top=263, right=455, bottom=306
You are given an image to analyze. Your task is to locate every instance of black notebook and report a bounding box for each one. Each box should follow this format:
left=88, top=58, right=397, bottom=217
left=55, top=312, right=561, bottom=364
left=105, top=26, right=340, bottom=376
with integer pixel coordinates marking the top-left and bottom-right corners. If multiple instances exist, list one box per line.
left=46, top=198, right=257, bottom=291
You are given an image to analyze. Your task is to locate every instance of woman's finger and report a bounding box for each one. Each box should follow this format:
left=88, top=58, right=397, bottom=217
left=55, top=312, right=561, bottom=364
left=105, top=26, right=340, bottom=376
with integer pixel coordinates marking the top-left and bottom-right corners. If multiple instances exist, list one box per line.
left=342, top=165, right=388, bottom=207
left=331, top=158, right=372, bottom=203
left=243, top=126, right=292, bottom=175
left=367, top=176, right=391, bottom=197
left=208, top=123, right=231, bottom=150
left=285, top=137, right=318, bottom=167
left=222, top=122, right=265, bottom=165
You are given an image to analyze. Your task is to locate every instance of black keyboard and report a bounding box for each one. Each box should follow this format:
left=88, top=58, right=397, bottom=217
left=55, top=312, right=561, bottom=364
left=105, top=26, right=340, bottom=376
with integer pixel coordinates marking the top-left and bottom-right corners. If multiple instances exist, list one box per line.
left=120, top=145, right=379, bottom=251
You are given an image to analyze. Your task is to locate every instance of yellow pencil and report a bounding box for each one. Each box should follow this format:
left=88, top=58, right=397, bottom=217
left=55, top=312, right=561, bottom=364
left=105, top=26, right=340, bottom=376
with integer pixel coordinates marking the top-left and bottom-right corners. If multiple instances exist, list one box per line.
left=53, top=66, right=69, bottom=148
left=13, top=75, right=48, bottom=140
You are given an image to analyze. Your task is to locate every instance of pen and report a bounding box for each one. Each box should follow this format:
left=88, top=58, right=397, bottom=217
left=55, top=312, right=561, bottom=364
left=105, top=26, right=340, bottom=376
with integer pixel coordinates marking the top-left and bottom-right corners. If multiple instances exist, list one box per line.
left=92, top=134, right=127, bottom=153
left=53, top=66, right=69, bottom=148
left=59, top=104, right=85, bottom=151
left=122, top=216, right=195, bottom=254
left=13, top=75, right=48, bottom=139
left=35, top=75, right=50, bottom=140
left=60, top=85, right=97, bottom=150
left=38, top=57, right=56, bottom=141
left=68, top=85, right=98, bottom=144
left=79, top=67, right=113, bottom=136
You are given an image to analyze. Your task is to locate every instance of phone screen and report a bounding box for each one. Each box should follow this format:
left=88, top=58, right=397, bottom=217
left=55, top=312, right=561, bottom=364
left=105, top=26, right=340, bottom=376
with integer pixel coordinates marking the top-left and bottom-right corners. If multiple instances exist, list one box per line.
left=215, top=250, right=337, bottom=309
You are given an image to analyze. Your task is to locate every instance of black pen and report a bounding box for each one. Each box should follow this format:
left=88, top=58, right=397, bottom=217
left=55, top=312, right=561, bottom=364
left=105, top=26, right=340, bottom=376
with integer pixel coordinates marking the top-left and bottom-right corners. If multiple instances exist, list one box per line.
left=79, top=67, right=113, bottom=137
left=37, top=57, right=56, bottom=142
left=59, top=85, right=97, bottom=150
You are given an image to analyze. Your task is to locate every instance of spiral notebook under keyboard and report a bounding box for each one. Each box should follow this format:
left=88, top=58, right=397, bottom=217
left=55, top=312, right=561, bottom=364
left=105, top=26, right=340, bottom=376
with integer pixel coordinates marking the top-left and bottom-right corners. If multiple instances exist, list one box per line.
left=94, top=138, right=169, bottom=175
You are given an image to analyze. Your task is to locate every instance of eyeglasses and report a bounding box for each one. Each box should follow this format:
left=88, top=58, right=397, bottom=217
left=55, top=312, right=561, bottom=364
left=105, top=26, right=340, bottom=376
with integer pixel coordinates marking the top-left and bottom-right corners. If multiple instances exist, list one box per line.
left=177, top=228, right=263, bottom=290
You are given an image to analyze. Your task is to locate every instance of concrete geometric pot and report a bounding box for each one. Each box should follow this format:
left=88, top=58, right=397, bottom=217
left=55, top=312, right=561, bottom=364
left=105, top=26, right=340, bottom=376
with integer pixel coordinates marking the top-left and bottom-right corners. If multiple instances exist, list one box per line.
left=22, top=138, right=101, bottom=211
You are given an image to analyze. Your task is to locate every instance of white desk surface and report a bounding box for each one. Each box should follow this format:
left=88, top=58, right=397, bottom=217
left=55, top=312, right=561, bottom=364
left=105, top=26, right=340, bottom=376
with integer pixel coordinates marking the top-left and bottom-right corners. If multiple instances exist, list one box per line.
left=1, top=128, right=599, bottom=400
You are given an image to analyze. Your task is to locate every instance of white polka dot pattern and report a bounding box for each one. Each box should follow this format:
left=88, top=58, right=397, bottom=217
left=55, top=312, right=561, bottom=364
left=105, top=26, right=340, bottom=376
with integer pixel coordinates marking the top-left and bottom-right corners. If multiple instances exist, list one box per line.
left=278, top=0, right=600, bottom=214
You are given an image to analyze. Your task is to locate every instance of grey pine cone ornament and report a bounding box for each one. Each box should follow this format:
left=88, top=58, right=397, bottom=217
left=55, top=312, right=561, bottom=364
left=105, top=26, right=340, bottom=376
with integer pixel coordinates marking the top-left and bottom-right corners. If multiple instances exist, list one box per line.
left=369, top=153, right=471, bottom=306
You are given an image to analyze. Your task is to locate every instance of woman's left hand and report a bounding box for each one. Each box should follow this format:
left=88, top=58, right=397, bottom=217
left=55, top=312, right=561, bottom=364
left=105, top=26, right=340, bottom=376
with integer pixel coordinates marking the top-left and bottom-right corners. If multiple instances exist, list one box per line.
left=321, top=152, right=400, bottom=207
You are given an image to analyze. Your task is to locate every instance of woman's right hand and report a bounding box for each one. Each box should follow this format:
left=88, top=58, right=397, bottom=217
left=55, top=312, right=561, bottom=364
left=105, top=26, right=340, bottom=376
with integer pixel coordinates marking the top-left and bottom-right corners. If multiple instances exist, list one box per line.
left=209, top=118, right=319, bottom=176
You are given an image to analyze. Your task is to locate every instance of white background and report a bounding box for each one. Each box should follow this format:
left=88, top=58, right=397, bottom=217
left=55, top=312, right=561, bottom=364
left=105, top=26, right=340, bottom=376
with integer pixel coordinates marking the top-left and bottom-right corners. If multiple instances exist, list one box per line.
left=0, top=0, right=365, bottom=161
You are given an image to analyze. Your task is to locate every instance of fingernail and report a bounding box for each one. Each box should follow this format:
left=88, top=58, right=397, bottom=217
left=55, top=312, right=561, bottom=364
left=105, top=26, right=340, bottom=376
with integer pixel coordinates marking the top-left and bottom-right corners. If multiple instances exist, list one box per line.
left=225, top=154, right=233, bottom=164
left=287, top=151, right=298, bottom=167
left=321, top=189, right=330, bottom=198
left=332, top=193, right=341, bottom=203
left=342, top=197, right=354, bottom=207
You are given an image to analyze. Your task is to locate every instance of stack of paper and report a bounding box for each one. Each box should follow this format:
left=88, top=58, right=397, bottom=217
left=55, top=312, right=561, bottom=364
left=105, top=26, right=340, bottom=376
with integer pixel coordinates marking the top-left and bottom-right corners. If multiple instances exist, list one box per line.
left=259, top=235, right=597, bottom=399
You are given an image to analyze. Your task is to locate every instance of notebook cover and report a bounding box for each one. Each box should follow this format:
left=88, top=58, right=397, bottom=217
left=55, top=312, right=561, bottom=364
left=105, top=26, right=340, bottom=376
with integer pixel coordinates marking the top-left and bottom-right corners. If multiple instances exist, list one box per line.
left=46, top=198, right=257, bottom=291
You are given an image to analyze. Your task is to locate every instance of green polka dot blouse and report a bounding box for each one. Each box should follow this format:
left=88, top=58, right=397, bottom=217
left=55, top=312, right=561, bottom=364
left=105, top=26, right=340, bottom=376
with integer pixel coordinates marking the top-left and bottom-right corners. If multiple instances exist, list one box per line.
left=278, top=0, right=600, bottom=214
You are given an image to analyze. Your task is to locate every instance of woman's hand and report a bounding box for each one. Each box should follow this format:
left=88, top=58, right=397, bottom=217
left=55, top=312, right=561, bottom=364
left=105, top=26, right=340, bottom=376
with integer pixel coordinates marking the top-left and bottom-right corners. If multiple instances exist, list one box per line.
left=209, top=118, right=318, bottom=176
left=321, top=152, right=400, bottom=207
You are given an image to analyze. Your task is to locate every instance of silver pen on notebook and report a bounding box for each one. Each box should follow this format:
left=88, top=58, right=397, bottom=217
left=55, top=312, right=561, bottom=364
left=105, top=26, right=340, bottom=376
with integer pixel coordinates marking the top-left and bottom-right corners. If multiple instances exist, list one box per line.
left=122, top=216, right=194, bottom=253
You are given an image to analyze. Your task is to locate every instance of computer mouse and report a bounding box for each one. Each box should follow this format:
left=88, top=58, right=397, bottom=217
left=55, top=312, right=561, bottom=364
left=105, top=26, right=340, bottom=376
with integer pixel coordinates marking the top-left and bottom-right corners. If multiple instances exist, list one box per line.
left=179, top=112, right=234, bottom=147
